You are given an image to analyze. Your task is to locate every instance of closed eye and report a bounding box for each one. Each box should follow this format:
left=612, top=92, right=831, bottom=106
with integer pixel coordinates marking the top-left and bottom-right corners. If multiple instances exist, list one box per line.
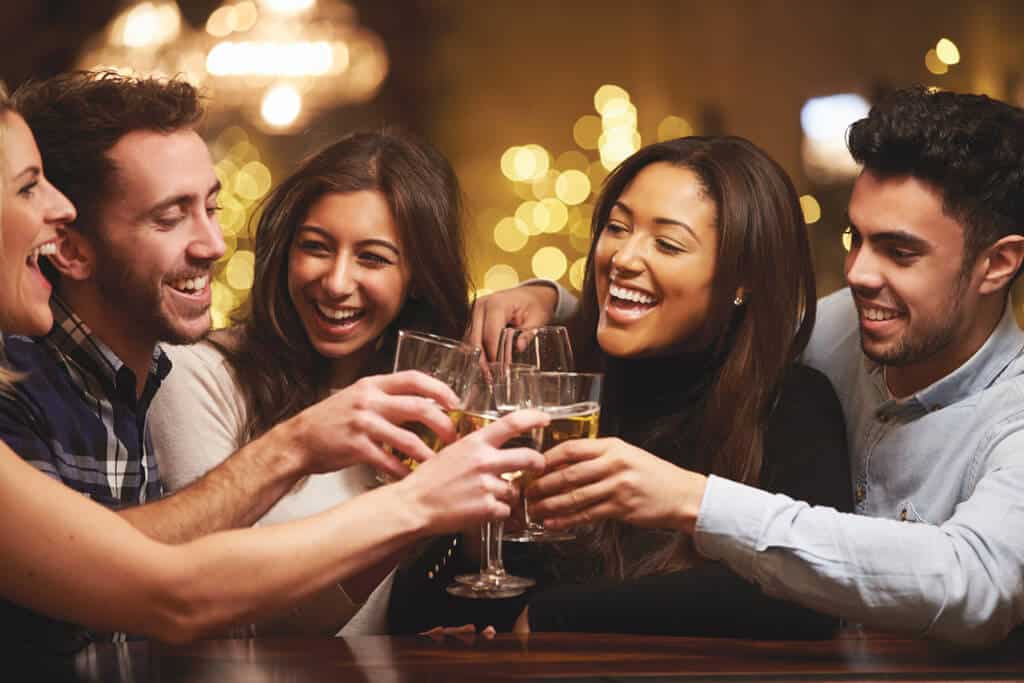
left=297, top=239, right=330, bottom=255
left=359, top=251, right=395, bottom=266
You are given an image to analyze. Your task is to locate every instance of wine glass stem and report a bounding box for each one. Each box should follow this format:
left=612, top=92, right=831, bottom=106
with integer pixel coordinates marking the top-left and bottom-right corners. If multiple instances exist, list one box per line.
left=482, top=521, right=506, bottom=578
left=522, top=499, right=542, bottom=533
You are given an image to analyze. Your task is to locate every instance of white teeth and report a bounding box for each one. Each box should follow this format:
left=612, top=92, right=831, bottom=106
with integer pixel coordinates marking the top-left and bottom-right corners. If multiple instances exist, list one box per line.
left=317, top=303, right=362, bottom=321
left=170, top=275, right=209, bottom=292
left=28, top=242, right=57, bottom=263
left=610, top=284, right=656, bottom=305
left=863, top=307, right=900, bottom=321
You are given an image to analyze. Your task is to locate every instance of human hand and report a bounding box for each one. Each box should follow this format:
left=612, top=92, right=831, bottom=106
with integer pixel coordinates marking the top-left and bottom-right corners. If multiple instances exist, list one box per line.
left=395, top=410, right=548, bottom=535
left=283, top=370, right=461, bottom=480
left=420, top=624, right=496, bottom=641
left=526, top=437, right=707, bottom=532
left=466, top=283, right=560, bottom=361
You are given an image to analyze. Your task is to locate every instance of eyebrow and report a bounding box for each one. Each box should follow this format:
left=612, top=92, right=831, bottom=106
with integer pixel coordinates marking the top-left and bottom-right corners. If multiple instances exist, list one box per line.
left=146, top=180, right=222, bottom=217
left=296, top=225, right=401, bottom=256
left=849, top=219, right=932, bottom=251
left=13, top=166, right=40, bottom=183
left=613, top=200, right=701, bottom=245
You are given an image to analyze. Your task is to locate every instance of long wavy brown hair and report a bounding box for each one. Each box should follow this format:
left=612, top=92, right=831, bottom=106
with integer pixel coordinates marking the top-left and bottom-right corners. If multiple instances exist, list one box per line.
left=216, top=129, right=471, bottom=441
left=570, top=136, right=816, bottom=579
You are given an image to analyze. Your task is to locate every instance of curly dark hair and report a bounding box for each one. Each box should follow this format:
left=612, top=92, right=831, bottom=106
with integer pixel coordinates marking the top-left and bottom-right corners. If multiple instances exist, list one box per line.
left=11, top=70, right=204, bottom=237
left=847, top=86, right=1024, bottom=268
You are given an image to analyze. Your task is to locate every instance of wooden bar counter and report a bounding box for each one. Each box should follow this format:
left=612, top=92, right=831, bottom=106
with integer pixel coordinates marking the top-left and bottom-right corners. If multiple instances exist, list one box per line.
left=47, top=630, right=1024, bottom=682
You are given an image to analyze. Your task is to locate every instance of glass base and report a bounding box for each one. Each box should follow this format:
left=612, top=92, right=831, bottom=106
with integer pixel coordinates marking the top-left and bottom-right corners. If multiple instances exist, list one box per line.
left=503, top=527, right=576, bottom=543
left=447, top=572, right=534, bottom=599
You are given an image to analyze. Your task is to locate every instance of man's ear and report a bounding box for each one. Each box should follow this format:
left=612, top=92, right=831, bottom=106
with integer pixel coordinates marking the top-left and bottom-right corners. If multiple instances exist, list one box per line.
left=977, top=235, right=1024, bottom=295
left=48, top=226, right=95, bottom=281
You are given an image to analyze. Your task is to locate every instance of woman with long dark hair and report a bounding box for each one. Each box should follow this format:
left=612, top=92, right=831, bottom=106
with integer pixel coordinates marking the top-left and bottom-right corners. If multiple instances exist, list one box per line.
left=392, top=136, right=851, bottom=638
left=0, top=83, right=545, bottom=648
left=149, top=129, right=474, bottom=634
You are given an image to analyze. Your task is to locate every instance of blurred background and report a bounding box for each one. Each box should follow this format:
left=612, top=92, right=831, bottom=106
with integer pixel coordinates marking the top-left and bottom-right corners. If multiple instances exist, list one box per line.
left=3, top=0, right=1024, bottom=326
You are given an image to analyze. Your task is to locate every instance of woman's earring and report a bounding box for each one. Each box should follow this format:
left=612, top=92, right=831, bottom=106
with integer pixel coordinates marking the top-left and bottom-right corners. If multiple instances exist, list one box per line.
left=733, top=295, right=745, bottom=306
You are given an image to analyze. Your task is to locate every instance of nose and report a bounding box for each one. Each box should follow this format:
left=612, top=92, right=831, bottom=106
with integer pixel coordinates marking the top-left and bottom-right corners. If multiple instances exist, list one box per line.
left=844, top=243, right=883, bottom=293
left=45, top=181, right=76, bottom=226
left=321, top=255, right=355, bottom=299
left=188, top=207, right=227, bottom=263
left=610, top=233, right=645, bottom=275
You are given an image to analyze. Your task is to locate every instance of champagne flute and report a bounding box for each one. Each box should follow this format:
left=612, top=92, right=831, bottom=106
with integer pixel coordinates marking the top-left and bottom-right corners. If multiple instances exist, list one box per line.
left=447, top=369, right=541, bottom=599
left=377, top=331, right=480, bottom=483
left=504, top=371, right=603, bottom=543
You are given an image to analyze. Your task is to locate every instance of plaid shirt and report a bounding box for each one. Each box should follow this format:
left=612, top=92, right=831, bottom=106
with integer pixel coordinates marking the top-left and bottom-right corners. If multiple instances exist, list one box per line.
left=0, top=297, right=170, bottom=653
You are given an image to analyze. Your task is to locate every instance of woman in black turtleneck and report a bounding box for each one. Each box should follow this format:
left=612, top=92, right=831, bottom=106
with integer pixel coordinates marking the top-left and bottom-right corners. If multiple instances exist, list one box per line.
left=388, top=136, right=850, bottom=638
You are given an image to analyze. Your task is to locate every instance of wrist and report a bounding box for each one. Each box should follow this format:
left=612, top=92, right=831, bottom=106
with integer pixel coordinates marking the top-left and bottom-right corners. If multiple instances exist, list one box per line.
left=675, top=472, right=708, bottom=534
left=386, top=478, right=434, bottom=542
left=521, top=279, right=560, bottom=315
left=259, top=413, right=310, bottom=483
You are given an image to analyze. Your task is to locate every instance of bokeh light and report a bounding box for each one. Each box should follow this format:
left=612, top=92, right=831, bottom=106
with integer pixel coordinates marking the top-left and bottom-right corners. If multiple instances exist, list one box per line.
left=573, top=115, right=602, bottom=150
left=594, top=84, right=630, bottom=114
left=555, top=170, right=592, bottom=205
left=800, top=194, right=822, bottom=224
left=925, top=49, right=948, bottom=75
left=260, top=84, right=302, bottom=128
left=539, top=198, right=569, bottom=233
left=484, top=264, right=520, bottom=290
left=531, top=170, right=559, bottom=200
left=569, top=257, right=588, bottom=290
left=555, top=150, right=590, bottom=171
left=515, top=201, right=545, bottom=236
left=936, top=38, right=960, bottom=65
left=532, top=246, right=568, bottom=280
left=494, top=217, right=530, bottom=252
left=657, top=115, right=694, bottom=141
left=226, top=250, right=256, bottom=290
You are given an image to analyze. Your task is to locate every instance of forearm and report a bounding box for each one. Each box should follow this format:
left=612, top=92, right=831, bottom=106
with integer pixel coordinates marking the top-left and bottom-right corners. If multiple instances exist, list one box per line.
left=121, top=424, right=304, bottom=543
left=695, top=474, right=1024, bottom=648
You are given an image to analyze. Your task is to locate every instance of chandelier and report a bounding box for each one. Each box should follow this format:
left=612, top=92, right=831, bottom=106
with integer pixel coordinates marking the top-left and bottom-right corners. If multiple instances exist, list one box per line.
left=76, top=0, right=389, bottom=133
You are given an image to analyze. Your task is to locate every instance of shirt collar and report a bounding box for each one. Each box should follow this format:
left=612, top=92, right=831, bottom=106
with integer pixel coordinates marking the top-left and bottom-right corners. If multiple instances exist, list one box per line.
left=867, top=296, right=1024, bottom=416
left=43, top=296, right=171, bottom=396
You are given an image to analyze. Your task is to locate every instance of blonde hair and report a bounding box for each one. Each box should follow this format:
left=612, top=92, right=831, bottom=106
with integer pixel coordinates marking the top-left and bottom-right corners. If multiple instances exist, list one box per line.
left=0, top=81, right=23, bottom=393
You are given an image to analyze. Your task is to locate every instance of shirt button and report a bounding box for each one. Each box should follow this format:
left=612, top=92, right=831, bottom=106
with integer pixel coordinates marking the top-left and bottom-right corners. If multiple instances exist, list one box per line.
left=855, top=485, right=866, bottom=502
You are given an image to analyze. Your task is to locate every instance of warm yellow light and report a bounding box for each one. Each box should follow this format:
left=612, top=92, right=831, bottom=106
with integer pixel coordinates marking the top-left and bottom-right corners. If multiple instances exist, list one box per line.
left=594, top=84, right=630, bottom=114
left=555, top=150, right=590, bottom=171
left=799, top=195, right=822, bottom=224
left=207, top=41, right=334, bottom=77
left=531, top=170, right=559, bottom=200
left=236, top=161, right=272, bottom=200
left=601, top=100, right=636, bottom=129
left=657, top=115, right=694, bottom=141
left=925, top=49, right=948, bottom=75
left=532, top=247, right=568, bottom=281
left=484, top=264, right=520, bottom=291
left=259, top=0, right=315, bottom=15
left=936, top=38, right=960, bottom=65
left=586, top=160, right=609, bottom=187
left=515, top=201, right=544, bottom=236
left=842, top=227, right=853, bottom=252
left=539, top=198, right=569, bottom=233
left=232, top=1, right=260, bottom=31
left=217, top=195, right=247, bottom=236
left=569, top=257, right=587, bottom=290
left=532, top=202, right=552, bottom=232
left=206, top=6, right=235, bottom=37
left=500, top=147, right=520, bottom=181
left=117, top=2, right=181, bottom=49
left=228, top=139, right=259, bottom=163
left=226, top=250, right=256, bottom=290
left=511, top=148, right=538, bottom=181
left=555, top=170, right=591, bottom=206
left=260, top=84, right=302, bottom=128
left=494, top=217, right=529, bottom=252
left=600, top=135, right=639, bottom=170
left=573, top=115, right=602, bottom=150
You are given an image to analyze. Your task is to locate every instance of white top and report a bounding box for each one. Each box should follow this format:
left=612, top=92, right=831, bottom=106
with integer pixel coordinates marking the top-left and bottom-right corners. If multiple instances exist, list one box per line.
left=150, top=342, right=392, bottom=635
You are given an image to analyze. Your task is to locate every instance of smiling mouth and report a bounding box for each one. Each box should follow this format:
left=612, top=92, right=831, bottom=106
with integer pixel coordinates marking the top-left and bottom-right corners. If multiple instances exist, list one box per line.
left=26, top=241, right=57, bottom=269
left=607, top=283, right=659, bottom=316
left=315, top=302, right=366, bottom=327
left=168, top=274, right=210, bottom=296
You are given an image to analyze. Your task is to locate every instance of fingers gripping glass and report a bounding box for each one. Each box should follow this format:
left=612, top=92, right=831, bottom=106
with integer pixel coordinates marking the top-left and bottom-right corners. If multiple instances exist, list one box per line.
left=377, top=331, right=480, bottom=484
left=503, top=371, right=602, bottom=543
left=447, top=368, right=541, bottom=599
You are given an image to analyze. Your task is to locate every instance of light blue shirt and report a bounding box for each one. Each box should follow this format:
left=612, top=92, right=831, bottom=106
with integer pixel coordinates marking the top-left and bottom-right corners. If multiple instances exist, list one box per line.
left=695, top=288, right=1024, bottom=646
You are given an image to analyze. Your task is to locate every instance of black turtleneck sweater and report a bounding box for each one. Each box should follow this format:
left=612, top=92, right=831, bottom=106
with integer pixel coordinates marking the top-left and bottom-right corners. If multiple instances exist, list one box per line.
left=387, top=361, right=852, bottom=638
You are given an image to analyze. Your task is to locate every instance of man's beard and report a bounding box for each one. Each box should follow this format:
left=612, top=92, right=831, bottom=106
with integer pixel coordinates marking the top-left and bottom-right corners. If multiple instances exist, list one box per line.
left=859, top=277, right=968, bottom=368
left=92, top=250, right=210, bottom=346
